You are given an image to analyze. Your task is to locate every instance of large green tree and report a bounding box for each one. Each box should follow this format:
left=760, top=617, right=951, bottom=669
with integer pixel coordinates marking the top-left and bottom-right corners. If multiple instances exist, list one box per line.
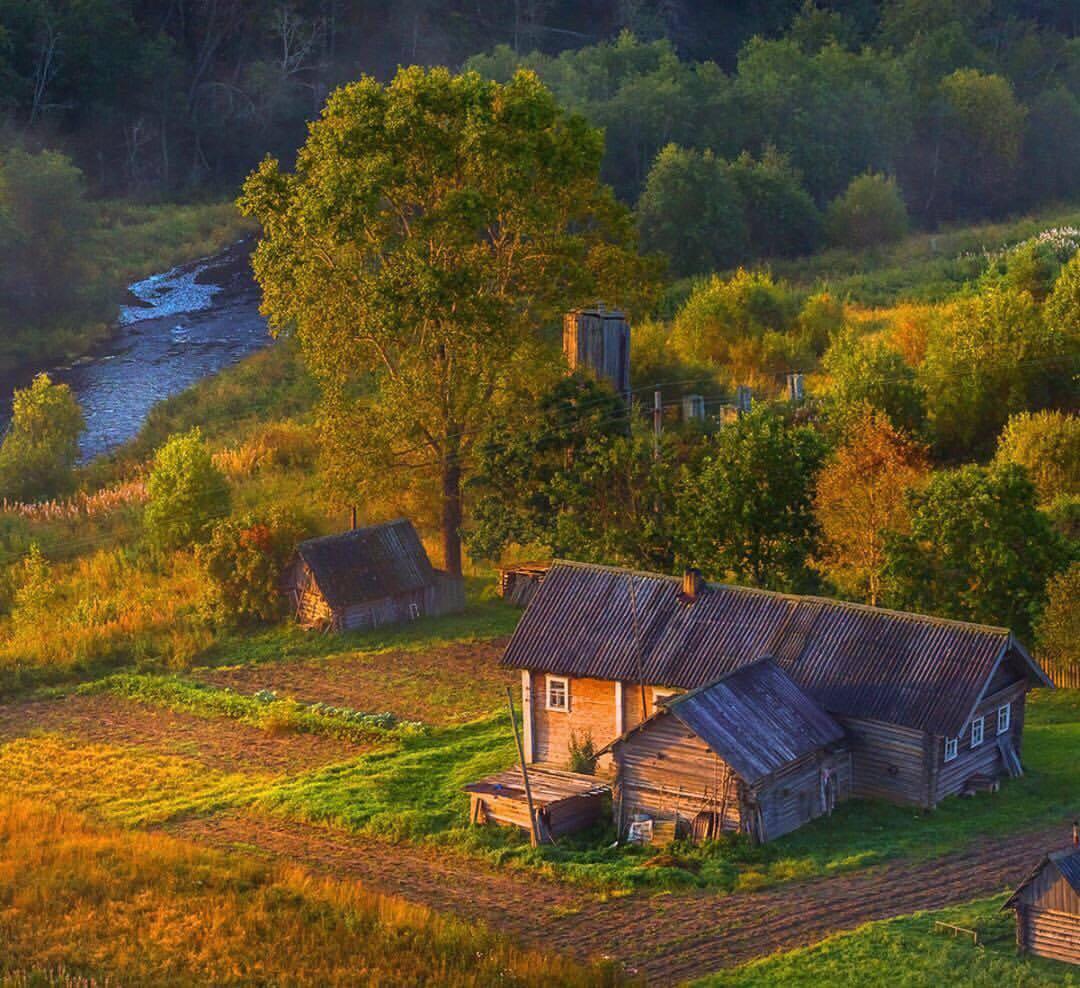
left=676, top=405, right=828, bottom=590
left=466, top=374, right=676, bottom=570
left=240, top=67, right=653, bottom=574
left=883, top=464, right=1071, bottom=640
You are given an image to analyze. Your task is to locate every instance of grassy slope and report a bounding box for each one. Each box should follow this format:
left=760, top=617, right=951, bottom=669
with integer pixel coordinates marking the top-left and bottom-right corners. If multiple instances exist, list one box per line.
left=0, top=797, right=620, bottom=987
left=696, top=894, right=1080, bottom=987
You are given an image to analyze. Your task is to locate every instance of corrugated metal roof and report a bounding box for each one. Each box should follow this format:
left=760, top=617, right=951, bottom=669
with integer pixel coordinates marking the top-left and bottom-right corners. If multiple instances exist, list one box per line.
left=651, top=659, right=844, bottom=785
left=501, top=560, right=1048, bottom=737
left=297, top=519, right=436, bottom=610
left=1053, top=850, right=1080, bottom=896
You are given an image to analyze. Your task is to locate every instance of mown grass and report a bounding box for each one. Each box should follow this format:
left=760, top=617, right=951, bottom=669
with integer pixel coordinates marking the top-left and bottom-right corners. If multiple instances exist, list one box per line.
left=696, top=894, right=1079, bottom=986
left=0, top=797, right=624, bottom=987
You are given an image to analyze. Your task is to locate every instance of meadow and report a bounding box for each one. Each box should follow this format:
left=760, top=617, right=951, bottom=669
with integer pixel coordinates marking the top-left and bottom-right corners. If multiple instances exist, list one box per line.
left=696, top=894, right=1079, bottom=987
left=0, top=797, right=622, bottom=987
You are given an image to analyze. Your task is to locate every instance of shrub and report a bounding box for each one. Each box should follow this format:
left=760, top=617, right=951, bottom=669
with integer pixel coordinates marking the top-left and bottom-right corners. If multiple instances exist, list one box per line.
left=144, top=428, right=230, bottom=552
left=0, top=374, right=84, bottom=502
left=197, top=508, right=309, bottom=626
left=825, top=172, right=909, bottom=249
left=567, top=730, right=597, bottom=775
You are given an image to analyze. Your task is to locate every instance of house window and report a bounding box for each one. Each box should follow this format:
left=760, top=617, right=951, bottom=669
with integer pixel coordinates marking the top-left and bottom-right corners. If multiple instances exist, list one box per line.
left=997, top=703, right=1011, bottom=735
left=944, top=738, right=958, bottom=762
left=652, top=690, right=677, bottom=711
left=970, top=716, right=985, bottom=748
left=546, top=675, right=569, bottom=712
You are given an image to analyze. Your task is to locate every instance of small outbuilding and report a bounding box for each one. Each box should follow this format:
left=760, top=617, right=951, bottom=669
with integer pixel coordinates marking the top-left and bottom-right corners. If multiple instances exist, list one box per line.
left=1004, top=849, right=1080, bottom=966
left=497, top=561, right=551, bottom=607
left=282, top=518, right=464, bottom=632
left=605, top=658, right=851, bottom=844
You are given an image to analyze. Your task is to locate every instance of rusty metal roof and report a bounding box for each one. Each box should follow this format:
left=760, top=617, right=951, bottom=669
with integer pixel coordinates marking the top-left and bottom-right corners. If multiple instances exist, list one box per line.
left=297, top=519, right=436, bottom=610
left=625, top=659, right=844, bottom=785
left=501, top=560, right=1050, bottom=737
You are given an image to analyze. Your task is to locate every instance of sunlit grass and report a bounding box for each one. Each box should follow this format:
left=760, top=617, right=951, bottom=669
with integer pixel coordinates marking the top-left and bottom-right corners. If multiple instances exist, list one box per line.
left=696, top=895, right=1079, bottom=986
left=0, top=797, right=623, bottom=987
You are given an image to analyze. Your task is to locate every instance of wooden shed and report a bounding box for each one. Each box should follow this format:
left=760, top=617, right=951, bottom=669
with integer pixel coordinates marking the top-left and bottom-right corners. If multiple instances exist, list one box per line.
left=605, top=659, right=851, bottom=844
left=563, top=305, right=630, bottom=402
left=497, top=561, right=551, bottom=607
left=464, top=767, right=610, bottom=841
left=281, top=518, right=464, bottom=632
left=1004, top=849, right=1080, bottom=965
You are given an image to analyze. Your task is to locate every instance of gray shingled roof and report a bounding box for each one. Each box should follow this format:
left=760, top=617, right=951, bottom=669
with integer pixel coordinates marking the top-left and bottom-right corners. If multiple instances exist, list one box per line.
left=501, top=560, right=1051, bottom=738
left=297, top=519, right=436, bottom=610
left=616, top=659, right=845, bottom=785
left=1003, top=850, right=1080, bottom=910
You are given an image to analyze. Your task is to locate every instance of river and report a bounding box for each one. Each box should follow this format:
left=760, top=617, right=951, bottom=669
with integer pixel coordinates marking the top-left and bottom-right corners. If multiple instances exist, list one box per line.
left=0, top=240, right=272, bottom=461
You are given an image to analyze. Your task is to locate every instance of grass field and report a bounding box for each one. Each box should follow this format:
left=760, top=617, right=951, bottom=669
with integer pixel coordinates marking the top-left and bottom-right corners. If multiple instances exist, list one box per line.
left=696, top=894, right=1079, bottom=987
left=0, top=797, right=622, bottom=987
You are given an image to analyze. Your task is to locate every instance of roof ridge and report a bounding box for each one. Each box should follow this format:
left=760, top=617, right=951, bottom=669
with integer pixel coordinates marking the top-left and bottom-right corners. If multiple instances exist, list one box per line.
left=548, top=559, right=1012, bottom=636
left=299, top=517, right=413, bottom=548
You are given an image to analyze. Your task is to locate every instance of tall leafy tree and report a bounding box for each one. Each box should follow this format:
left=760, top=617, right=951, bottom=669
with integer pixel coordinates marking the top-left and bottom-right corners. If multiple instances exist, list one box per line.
left=676, top=405, right=828, bottom=590
left=813, top=405, right=928, bottom=605
left=0, top=373, right=84, bottom=501
left=883, top=464, right=1071, bottom=640
left=466, top=374, right=676, bottom=570
left=240, top=67, right=654, bottom=574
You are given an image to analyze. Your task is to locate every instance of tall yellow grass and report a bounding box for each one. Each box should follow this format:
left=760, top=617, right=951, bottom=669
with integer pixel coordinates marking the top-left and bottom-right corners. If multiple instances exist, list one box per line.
left=0, top=797, right=624, bottom=986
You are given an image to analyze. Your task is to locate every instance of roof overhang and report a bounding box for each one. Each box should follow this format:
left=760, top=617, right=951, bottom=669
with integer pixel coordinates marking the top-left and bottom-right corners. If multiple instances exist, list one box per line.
left=958, top=634, right=1054, bottom=739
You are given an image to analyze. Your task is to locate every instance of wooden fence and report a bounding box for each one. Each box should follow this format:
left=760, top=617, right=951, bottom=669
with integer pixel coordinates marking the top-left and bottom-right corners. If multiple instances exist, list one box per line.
left=1041, top=662, right=1080, bottom=690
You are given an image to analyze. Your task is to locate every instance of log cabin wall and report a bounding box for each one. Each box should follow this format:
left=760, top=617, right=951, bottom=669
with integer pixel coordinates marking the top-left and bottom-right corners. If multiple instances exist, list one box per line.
left=530, top=674, right=619, bottom=767
left=614, top=714, right=744, bottom=832
left=755, top=748, right=853, bottom=842
left=1015, top=866, right=1080, bottom=965
left=840, top=716, right=933, bottom=807
left=930, top=680, right=1029, bottom=804
left=339, top=587, right=432, bottom=631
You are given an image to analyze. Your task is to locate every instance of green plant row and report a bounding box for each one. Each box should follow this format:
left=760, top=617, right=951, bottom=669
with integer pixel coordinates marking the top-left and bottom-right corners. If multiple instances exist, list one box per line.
left=79, top=673, right=424, bottom=745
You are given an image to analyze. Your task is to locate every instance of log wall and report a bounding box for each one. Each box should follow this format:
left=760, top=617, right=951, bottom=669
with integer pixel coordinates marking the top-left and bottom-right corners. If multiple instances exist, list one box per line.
left=756, top=748, right=853, bottom=842
left=531, top=674, right=618, bottom=767
left=841, top=716, right=931, bottom=807
left=1020, top=908, right=1080, bottom=965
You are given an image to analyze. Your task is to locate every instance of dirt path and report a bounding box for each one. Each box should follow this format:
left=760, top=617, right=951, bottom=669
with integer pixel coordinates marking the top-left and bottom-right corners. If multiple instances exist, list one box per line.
left=173, top=811, right=1073, bottom=984
left=0, top=694, right=367, bottom=774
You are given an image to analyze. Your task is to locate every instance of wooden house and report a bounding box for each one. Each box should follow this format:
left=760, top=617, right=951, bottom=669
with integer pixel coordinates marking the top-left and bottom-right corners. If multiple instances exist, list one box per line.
left=499, top=561, right=1052, bottom=819
left=282, top=518, right=464, bottom=632
left=604, top=659, right=850, bottom=843
left=1004, top=850, right=1080, bottom=965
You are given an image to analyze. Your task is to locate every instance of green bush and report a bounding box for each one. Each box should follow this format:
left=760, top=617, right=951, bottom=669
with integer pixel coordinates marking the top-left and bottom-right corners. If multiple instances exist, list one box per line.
left=197, top=508, right=310, bottom=626
left=825, top=172, right=909, bottom=250
left=144, top=428, right=230, bottom=552
left=0, top=374, right=84, bottom=501
left=994, top=410, right=1079, bottom=504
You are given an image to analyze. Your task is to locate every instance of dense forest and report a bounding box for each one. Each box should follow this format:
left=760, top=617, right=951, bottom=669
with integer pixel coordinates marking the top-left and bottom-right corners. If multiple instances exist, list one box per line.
left=2, top=0, right=1080, bottom=218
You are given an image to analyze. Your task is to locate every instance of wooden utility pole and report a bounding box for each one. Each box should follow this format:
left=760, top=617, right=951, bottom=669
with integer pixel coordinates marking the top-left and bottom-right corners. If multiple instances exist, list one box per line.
left=653, top=390, right=663, bottom=460
left=628, top=575, right=648, bottom=721
left=505, top=685, right=541, bottom=847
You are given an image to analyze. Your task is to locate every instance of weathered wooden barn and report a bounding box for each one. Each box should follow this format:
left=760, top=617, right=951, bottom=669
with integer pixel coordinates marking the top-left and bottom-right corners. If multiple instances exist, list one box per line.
left=282, top=518, right=464, bottom=632
left=499, top=561, right=1052, bottom=820
left=604, top=659, right=850, bottom=843
left=1004, top=850, right=1080, bottom=965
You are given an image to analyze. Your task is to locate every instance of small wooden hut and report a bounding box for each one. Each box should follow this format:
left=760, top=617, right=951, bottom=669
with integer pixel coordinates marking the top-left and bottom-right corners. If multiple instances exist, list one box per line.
left=497, top=562, right=551, bottom=607
left=1004, top=849, right=1080, bottom=965
left=282, top=518, right=464, bottom=632
left=465, top=767, right=610, bottom=841
left=605, top=659, right=850, bottom=844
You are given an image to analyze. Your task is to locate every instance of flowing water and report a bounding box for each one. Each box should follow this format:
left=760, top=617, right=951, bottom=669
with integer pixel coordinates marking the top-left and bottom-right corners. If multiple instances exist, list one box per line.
left=0, top=239, right=271, bottom=461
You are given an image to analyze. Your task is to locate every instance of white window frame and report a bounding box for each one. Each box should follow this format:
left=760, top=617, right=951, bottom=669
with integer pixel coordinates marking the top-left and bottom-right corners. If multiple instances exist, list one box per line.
left=944, top=737, right=958, bottom=762
left=545, top=675, right=569, bottom=713
left=652, top=689, right=677, bottom=712
left=997, top=703, right=1011, bottom=735
left=970, top=716, right=985, bottom=748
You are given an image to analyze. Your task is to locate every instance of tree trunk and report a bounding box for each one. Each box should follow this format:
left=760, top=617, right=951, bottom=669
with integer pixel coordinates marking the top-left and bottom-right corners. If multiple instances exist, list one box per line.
left=441, top=454, right=463, bottom=577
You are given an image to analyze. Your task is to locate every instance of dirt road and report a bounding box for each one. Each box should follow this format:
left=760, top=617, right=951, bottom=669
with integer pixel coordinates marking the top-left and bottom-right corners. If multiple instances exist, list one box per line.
left=174, top=811, right=1071, bottom=984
